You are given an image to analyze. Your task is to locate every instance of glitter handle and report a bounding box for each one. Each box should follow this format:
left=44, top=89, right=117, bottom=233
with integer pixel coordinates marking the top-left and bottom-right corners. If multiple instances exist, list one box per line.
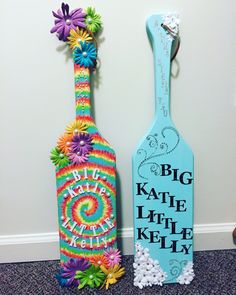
left=74, top=64, right=92, bottom=119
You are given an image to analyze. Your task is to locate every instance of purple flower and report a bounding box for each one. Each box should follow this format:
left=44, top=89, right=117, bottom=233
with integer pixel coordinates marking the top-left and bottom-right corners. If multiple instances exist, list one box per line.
left=50, top=3, right=86, bottom=41
left=56, top=258, right=90, bottom=287
left=71, top=133, right=93, bottom=155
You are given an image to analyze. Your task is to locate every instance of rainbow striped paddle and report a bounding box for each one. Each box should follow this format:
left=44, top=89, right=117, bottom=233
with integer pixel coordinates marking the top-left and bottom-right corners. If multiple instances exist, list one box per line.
left=132, top=14, right=194, bottom=288
left=53, top=64, right=118, bottom=263
left=50, top=5, right=119, bottom=269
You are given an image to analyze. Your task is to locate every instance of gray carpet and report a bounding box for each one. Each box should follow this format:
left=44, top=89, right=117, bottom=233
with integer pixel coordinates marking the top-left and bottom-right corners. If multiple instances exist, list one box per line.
left=0, top=250, right=235, bottom=295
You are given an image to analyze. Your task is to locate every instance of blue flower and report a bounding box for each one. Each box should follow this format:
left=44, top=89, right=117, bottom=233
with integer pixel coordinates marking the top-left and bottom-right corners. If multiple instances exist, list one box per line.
left=55, top=258, right=90, bottom=287
left=73, top=41, right=97, bottom=68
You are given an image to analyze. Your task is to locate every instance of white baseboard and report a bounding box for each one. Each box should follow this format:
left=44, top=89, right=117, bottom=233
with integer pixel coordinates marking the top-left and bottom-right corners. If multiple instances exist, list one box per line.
left=0, top=223, right=235, bottom=263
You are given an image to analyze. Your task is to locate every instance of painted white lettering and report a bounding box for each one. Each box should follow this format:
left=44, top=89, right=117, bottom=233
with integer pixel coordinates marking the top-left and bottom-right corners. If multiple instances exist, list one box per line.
left=92, top=168, right=100, bottom=180
left=104, top=217, right=114, bottom=229
left=72, top=170, right=81, bottom=181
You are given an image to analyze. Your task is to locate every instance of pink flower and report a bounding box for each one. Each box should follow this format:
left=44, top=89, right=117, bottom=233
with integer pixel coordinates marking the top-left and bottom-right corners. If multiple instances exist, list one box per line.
left=69, top=151, right=88, bottom=164
left=104, top=248, right=121, bottom=267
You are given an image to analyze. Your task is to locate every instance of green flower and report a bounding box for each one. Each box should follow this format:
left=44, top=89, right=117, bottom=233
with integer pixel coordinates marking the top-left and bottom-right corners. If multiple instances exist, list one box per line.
left=50, top=147, right=69, bottom=167
left=75, top=265, right=106, bottom=289
left=85, top=7, right=102, bottom=34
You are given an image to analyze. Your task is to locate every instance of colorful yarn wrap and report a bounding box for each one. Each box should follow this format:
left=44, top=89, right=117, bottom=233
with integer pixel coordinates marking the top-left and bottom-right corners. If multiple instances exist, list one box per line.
left=50, top=3, right=124, bottom=289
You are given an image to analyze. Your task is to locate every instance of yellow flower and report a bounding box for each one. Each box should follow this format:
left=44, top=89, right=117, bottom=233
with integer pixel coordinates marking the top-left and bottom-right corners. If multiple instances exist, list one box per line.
left=65, top=120, right=87, bottom=135
left=100, top=264, right=125, bottom=289
left=67, top=28, right=93, bottom=49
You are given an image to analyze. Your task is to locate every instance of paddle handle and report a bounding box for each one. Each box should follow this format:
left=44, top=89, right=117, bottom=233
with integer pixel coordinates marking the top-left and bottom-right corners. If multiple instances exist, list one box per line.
left=74, top=64, right=92, bottom=119
left=146, top=15, right=179, bottom=123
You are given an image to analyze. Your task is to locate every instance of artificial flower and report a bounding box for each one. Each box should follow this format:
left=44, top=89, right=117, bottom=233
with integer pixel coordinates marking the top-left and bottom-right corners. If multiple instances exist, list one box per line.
left=51, top=2, right=86, bottom=41
left=73, top=41, right=97, bottom=68
left=133, top=243, right=167, bottom=288
left=56, top=258, right=90, bottom=287
left=50, top=147, right=69, bottom=167
left=65, top=120, right=87, bottom=135
left=89, top=255, right=110, bottom=268
left=57, top=134, right=73, bottom=154
left=85, top=7, right=102, bottom=34
left=67, top=28, right=93, bottom=49
left=71, top=133, right=93, bottom=155
left=75, top=265, right=106, bottom=289
left=176, top=261, right=194, bottom=285
left=100, top=264, right=125, bottom=289
left=162, top=14, right=180, bottom=37
left=69, top=151, right=89, bottom=165
left=55, top=273, right=75, bottom=287
left=104, top=248, right=121, bottom=267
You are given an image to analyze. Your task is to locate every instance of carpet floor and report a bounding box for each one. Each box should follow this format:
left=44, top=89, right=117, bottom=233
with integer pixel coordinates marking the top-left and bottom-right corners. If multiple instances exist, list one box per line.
left=0, top=250, right=235, bottom=295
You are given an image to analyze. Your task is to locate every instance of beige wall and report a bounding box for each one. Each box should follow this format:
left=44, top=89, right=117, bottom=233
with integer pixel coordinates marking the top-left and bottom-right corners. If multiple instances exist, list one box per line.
left=0, top=0, right=235, bottom=261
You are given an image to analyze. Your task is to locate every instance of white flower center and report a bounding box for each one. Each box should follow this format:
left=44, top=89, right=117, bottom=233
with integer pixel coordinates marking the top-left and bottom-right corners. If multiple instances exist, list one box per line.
left=77, top=38, right=82, bottom=43
left=89, top=274, right=93, bottom=279
left=66, top=141, right=70, bottom=146
left=110, top=255, right=115, bottom=260
left=87, top=17, right=93, bottom=24
left=80, top=140, right=85, bottom=146
left=108, top=273, right=113, bottom=278
left=82, top=51, right=88, bottom=57
left=59, top=153, right=64, bottom=158
left=65, top=19, right=71, bottom=25
left=98, top=260, right=101, bottom=265
left=74, top=129, right=79, bottom=134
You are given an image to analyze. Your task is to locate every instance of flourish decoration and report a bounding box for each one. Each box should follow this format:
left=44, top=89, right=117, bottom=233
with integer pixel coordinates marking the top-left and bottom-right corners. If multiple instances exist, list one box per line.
left=137, top=126, right=179, bottom=179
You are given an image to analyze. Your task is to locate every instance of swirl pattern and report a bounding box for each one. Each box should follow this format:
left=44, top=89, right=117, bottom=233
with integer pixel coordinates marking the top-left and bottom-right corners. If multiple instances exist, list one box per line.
left=53, top=65, right=117, bottom=263
left=137, top=126, right=180, bottom=179
left=57, top=157, right=117, bottom=261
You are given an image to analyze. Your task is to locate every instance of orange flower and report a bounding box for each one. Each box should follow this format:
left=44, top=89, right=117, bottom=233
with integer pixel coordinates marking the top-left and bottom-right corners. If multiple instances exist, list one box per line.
left=57, top=134, right=73, bottom=154
left=89, top=255, right=109, bottom=269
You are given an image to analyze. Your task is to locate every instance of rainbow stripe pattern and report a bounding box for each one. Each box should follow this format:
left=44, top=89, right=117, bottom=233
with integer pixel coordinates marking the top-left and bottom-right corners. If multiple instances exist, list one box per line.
left=54, top=64, right=117, bottom=264
left=50, top=4, right=125, bottom=290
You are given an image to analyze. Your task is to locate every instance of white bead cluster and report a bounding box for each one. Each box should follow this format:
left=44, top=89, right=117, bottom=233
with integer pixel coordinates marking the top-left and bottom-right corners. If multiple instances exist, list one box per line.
left=176, top=261, right=195, bottom=285
left=133, top=243, right=167, bottom=289
left=162, top=13, right=180, bottom=37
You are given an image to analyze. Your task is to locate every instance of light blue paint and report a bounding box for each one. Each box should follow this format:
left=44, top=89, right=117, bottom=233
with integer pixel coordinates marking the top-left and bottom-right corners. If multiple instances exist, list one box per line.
left=132, top=15, right=194, bottom=284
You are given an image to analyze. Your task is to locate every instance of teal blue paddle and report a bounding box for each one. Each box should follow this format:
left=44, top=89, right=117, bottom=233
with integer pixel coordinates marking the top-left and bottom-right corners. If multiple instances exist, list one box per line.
left=132, top=14, right=194, bottom=288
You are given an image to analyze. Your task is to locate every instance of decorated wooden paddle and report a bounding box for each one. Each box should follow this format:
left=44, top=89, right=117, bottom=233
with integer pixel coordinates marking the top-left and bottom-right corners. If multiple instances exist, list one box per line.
left=132, top=14, right=194, bottom=288
left=50, top=3, right=124, bottom=290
